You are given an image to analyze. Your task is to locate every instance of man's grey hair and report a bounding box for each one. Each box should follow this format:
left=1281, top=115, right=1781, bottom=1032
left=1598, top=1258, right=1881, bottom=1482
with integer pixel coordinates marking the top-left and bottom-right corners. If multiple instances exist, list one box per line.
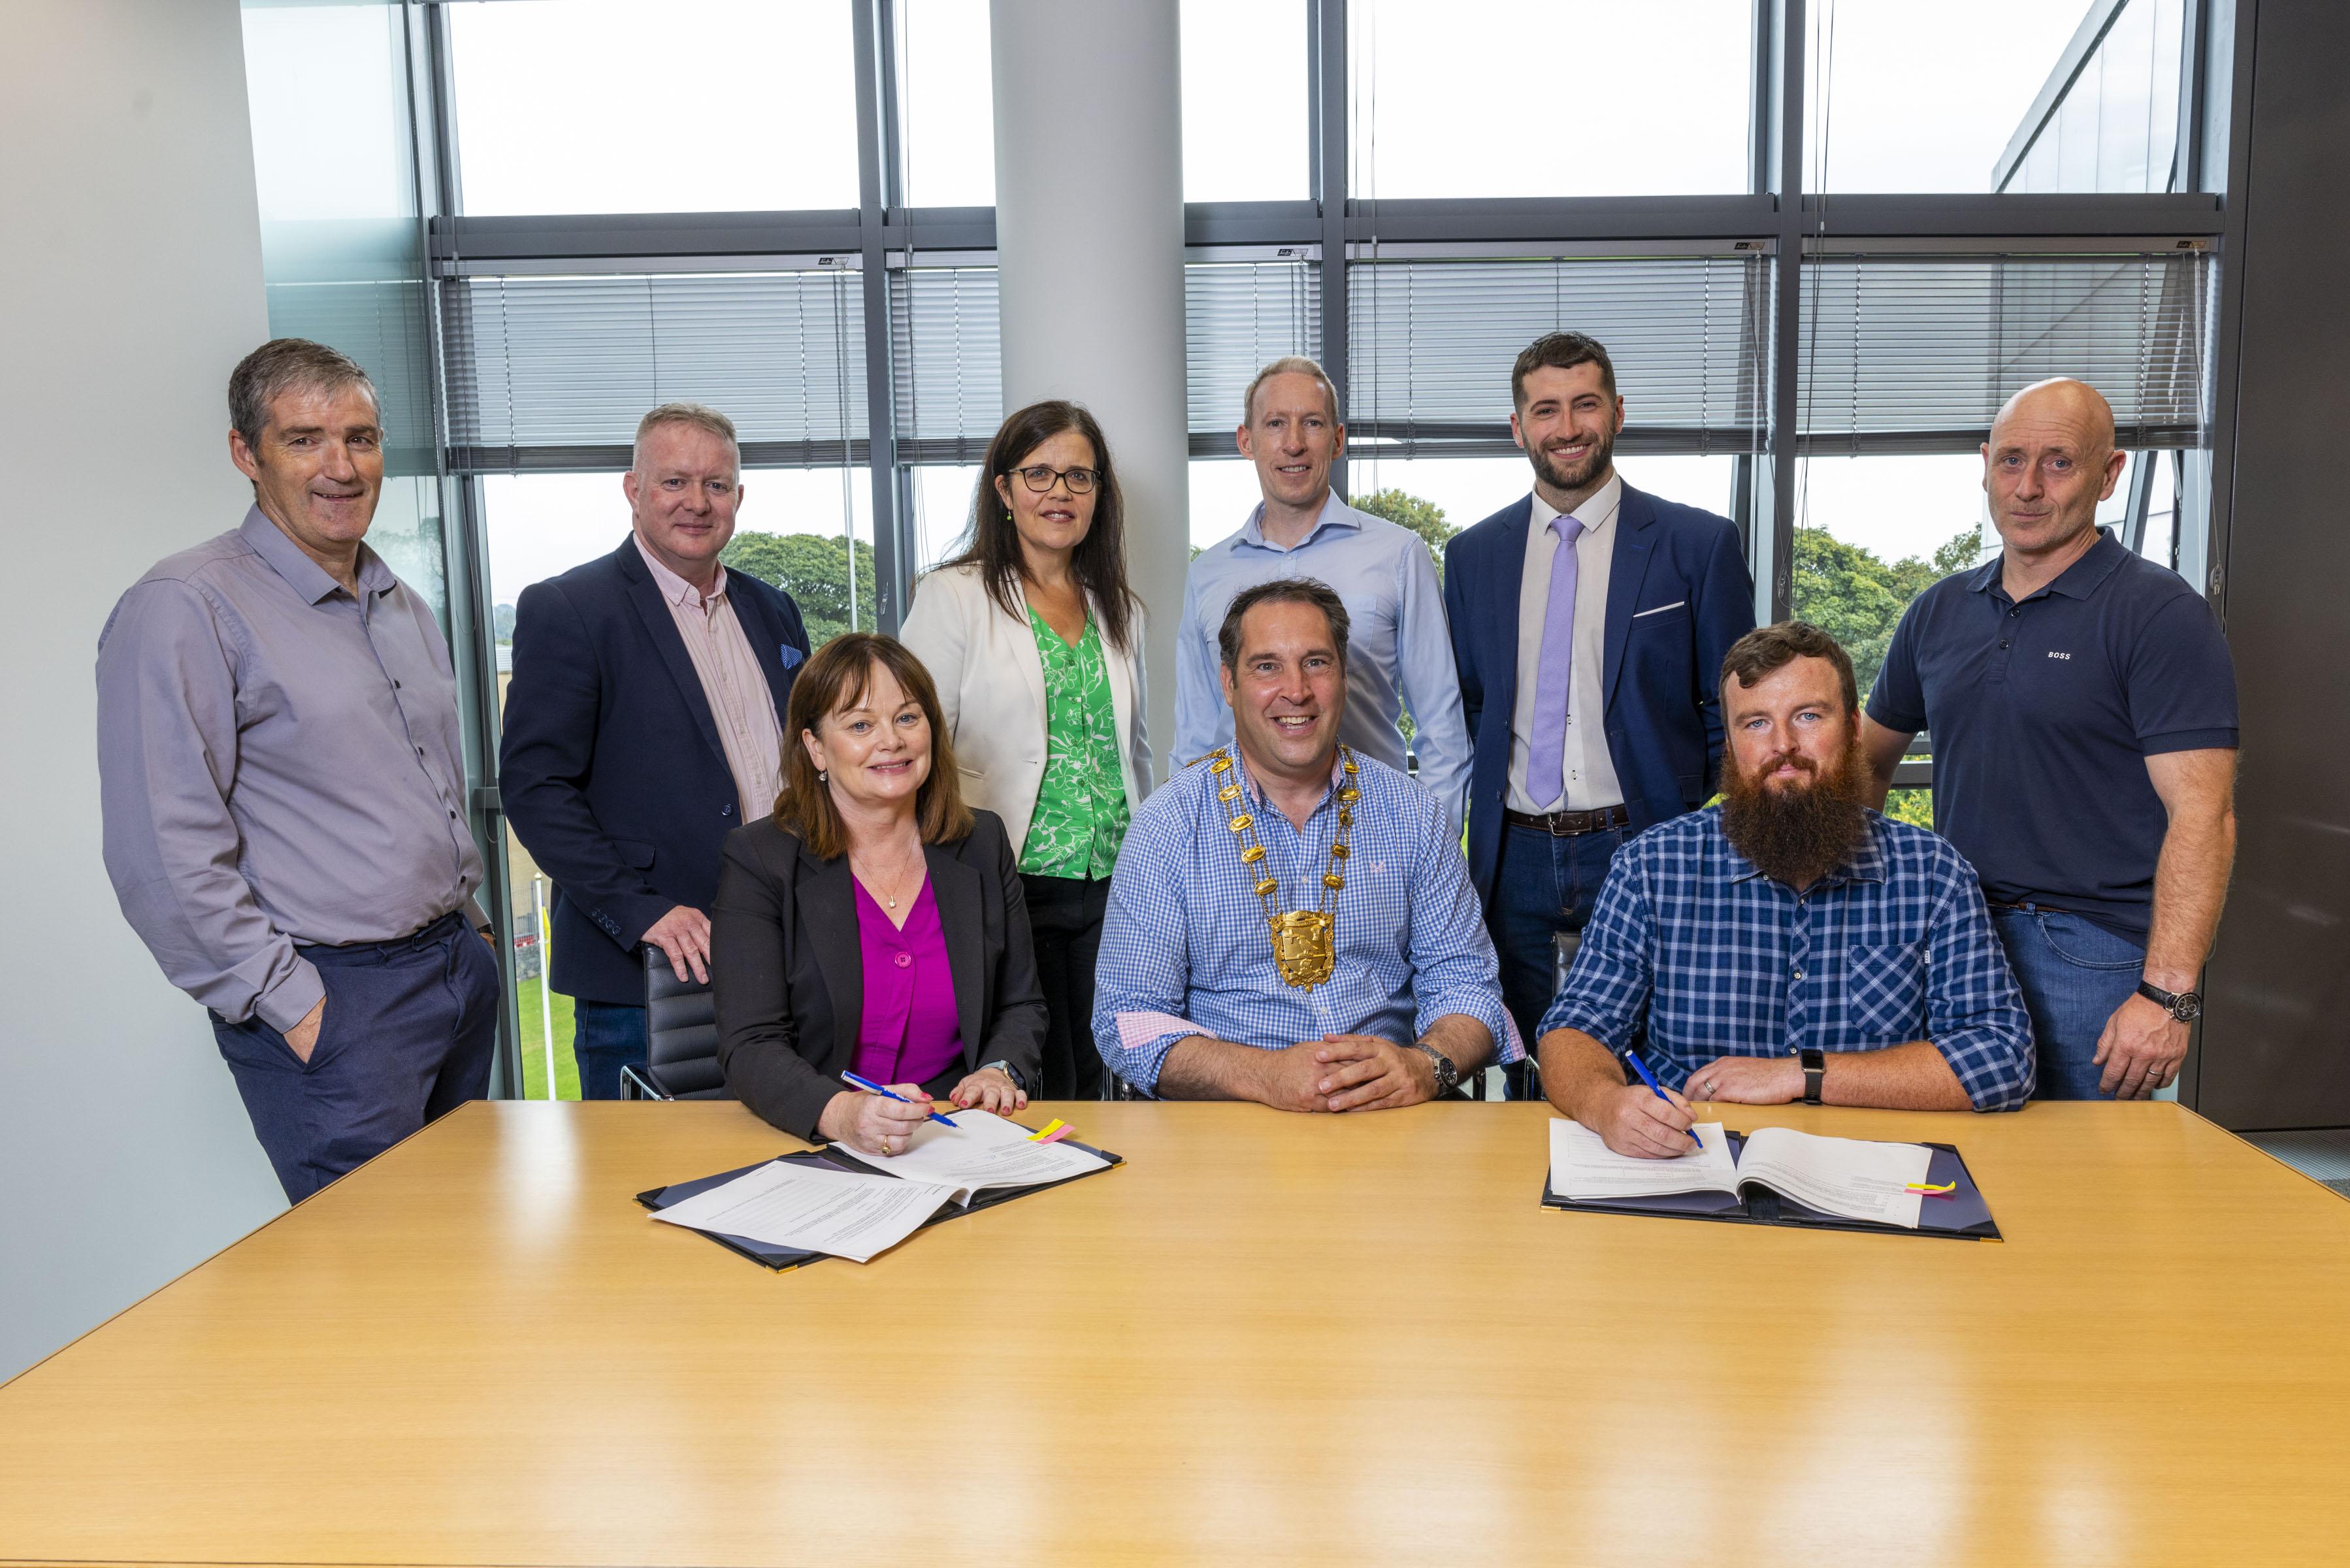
left=632, top=401, right=741, bottom=473
left=1218, top=577, right=1351, bottom=672
left=1242, top=355, right=1342, bottom=428
left=228, top=338, right=378, bottom=451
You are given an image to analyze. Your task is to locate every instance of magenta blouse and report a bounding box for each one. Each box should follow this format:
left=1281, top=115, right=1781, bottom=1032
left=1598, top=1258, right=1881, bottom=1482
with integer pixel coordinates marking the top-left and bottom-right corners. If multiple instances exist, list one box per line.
left=849, top=877, right=965, bottom=1086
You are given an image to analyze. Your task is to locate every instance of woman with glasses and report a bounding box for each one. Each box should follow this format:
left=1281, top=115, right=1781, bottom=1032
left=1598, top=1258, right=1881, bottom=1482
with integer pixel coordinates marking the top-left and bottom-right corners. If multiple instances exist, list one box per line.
left=902, top=400, right=1149, bottom=1101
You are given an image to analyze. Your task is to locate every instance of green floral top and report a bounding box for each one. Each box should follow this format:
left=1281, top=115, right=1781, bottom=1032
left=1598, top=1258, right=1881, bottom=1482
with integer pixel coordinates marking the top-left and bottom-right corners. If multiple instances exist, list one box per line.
left=1017, top=603, right=1131, bottom=880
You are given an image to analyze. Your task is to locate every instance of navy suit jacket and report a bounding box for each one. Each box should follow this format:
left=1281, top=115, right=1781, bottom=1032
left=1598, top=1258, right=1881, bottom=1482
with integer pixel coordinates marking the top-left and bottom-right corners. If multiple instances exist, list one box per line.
left=1443, top=482, right=1755, bottom=902
left=499, top=537, right=810, bottom=1005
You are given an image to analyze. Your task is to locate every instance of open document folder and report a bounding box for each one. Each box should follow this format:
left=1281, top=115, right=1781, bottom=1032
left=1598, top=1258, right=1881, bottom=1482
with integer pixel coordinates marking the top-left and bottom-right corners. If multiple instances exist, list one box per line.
left=1543, top=1118, right=2001, bottom=1241
left=640, top=1113, right=1121, bottom=1270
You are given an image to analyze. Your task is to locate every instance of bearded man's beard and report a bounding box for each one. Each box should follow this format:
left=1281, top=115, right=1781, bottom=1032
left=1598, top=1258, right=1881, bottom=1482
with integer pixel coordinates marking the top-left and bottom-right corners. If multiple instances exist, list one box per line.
left=1527, top=422, right=1616, bottom=494
left=1718, top=732, right=1870, bottom=889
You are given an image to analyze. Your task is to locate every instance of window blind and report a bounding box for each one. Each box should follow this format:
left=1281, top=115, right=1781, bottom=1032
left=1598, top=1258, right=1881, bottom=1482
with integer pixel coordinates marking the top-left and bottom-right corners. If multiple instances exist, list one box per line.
left=1795, top=252, right=2214, bottom=451
left=889, top=266, right=1002, bottom=465
left=441, top=269, right=868, bottom=470
left=1346, top=255, right=1770, bottom=456
left=1187, top=261, right=1322, bottom=453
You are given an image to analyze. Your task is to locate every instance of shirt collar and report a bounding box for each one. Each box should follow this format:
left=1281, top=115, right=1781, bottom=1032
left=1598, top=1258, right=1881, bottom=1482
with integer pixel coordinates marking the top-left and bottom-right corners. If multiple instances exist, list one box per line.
left=1718, top=807, right=1890, bottom=890
left=1235, top=489, right=1359, bottom=553
left=1527, top=472, right=1624, bottom=540
left=238, top=504, right=390, bottom=606
left=1970, top=526, right=2127, bottom=602
left=1230, top=745, right=1349, bottom=814
left=634, top=532, right=728, bottom=609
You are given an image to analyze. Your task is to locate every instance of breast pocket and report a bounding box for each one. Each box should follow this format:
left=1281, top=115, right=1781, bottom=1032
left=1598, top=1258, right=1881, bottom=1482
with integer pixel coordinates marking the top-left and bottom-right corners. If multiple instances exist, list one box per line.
left=1841, top=941, right=1927, bottom=1043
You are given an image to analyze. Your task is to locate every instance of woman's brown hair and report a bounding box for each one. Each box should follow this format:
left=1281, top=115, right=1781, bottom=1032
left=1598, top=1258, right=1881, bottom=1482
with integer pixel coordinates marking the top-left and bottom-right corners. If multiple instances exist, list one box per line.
left=774, top=633, right=973, bottom=858
left=934, top=399, right=1139, bottom=654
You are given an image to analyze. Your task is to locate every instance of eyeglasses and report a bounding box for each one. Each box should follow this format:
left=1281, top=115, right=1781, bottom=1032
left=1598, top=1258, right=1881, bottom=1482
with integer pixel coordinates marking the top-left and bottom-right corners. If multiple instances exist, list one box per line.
left=1012, top=464, right=1099, bottom=495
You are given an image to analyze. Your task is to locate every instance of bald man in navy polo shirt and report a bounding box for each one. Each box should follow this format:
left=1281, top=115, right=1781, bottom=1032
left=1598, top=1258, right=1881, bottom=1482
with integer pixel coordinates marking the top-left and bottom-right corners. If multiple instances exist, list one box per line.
left=1859, top=380, right=2238, bottom=1101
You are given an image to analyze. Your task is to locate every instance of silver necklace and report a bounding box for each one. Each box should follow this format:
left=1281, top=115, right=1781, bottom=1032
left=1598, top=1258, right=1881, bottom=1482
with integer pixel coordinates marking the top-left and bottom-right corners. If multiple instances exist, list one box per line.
left=851, top=846, right=922, bottom=909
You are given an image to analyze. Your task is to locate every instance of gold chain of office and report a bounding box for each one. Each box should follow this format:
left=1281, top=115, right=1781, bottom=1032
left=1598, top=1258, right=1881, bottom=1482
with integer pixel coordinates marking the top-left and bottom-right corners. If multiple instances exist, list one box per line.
left=1206, top=745, right=1360, bottom=991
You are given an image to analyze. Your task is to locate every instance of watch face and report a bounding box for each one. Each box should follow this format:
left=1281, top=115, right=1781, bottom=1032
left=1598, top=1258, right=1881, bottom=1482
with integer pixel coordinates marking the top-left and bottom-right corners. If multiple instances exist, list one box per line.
left=2176, top=994, right=2203, bottom=1022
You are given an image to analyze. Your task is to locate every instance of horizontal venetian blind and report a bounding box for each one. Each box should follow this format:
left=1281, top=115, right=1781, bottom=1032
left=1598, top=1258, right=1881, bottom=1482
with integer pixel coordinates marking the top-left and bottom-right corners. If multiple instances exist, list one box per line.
left=441, top=270, right=867, bottom=470
left=1346, top=255, right=1771, bottom=456
left=1796, top=252, right=2215, bottom=451
left=889, top=266, right=1002, bottom=465
left=1186, top=261, right=1322, bottom=452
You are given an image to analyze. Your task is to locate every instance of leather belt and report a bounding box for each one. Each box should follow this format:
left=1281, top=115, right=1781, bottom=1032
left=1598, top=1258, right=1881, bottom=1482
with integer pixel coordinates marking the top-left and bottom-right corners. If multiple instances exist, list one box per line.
left=1504, top=804, right=1630, bottom=837
left=1987, top=898, right=2079, bottom=917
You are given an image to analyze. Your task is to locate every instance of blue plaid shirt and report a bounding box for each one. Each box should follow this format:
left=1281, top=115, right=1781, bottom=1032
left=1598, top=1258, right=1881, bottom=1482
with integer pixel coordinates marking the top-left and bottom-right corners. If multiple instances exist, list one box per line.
left=1094, top=749, right=1518, bottom=1093
left=1538, top=806, right=2034, bottom=1111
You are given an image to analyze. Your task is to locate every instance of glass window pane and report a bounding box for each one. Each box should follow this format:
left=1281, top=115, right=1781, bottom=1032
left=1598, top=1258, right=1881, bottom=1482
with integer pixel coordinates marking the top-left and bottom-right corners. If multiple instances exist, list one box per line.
left=1810, top=0, right=2185, bottom=193
left=1181, top=0, right=1310, bottom=202
left=1350, top=0, right=1752, bottom=198
left=910, top=465, right=984, bottom=572
left=1791, top=455, right=1991, bottom=719
left=898, top=0, right=994, bottom=206
left=447, top=0, right=857, bottom=215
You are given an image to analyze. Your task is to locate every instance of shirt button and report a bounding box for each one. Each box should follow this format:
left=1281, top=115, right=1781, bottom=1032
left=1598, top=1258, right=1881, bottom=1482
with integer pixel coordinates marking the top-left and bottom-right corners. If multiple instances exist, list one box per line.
left=1793, top=966, right=1804, bottom=979
left=893, top=952, right=911, bottom=969
left=1999, top=640, right=2010, bottom=649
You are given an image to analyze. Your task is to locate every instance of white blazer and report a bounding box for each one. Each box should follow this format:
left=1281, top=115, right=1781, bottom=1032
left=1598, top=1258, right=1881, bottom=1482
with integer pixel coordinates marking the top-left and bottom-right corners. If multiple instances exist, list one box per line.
left=900, top=562, right=1152, bottom=858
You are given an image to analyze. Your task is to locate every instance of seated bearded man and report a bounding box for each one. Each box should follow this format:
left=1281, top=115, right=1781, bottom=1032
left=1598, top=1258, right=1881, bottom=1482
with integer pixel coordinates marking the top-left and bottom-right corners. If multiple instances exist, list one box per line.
left=1092, top=578, right=1517, bottom=1110
left=1538, top=621, right=2035, bottom=1158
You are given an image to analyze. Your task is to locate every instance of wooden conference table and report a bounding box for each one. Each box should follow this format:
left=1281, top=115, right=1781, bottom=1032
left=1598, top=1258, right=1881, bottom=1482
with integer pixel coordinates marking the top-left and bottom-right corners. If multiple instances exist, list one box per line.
left=3, top=1100, right=2347, bottom=1567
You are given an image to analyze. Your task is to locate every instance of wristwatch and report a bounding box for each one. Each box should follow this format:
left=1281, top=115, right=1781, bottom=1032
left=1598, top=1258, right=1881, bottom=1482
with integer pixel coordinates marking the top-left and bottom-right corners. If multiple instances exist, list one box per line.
left=2136, top=981, right=2203, bottom=1022
left=1796, top=1047, right=1825, bottom=1105
left=1411, top=1041, right=1461, bottom=1098
left=979, top=1060, right=1029, bottom=1093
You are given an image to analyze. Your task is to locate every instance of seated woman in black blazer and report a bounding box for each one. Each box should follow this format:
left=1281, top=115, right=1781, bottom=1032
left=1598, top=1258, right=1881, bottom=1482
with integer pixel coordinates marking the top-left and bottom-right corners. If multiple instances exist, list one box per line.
left=711, top=632, right=1047, bottom=1154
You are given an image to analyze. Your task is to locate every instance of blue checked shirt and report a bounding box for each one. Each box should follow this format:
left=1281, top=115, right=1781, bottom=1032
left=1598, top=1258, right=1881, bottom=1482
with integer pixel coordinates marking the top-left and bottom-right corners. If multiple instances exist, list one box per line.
left=1538, top=807, right=2034, bottom=1111
left=1094, top=749, right=1518, bottom=1093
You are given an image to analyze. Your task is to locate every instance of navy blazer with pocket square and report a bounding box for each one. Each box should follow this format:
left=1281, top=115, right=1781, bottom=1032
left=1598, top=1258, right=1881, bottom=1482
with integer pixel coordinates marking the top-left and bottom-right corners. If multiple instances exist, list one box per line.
left=1443, top=482, right=1755, bottom=902
left=500, top=536, right=810, bottom=1005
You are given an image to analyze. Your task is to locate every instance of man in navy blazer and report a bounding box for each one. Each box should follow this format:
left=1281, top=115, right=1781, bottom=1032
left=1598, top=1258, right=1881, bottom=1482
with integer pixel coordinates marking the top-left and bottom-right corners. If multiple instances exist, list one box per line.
left=500, top=403, right=809, bottom=1097
left=1444, top=335, right=1755, bottom=1071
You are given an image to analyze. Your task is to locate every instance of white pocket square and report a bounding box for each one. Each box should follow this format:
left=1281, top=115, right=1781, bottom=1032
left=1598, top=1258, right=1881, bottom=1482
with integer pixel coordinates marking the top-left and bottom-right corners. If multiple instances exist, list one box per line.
left=1631, top=600, right=1687, bottom=619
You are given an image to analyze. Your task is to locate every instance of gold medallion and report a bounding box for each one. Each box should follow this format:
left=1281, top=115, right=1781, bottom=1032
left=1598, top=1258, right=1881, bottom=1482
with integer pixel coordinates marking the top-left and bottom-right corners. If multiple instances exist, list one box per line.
left=1268, top=909, right=1337, bottom=988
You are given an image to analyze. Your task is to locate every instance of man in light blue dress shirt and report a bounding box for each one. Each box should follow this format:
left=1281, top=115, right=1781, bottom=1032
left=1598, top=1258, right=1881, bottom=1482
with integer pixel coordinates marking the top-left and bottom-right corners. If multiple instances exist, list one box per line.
left=1173, top=357, right=1471, bottom=838
left=1096, top=580, right=1516, bottom=1109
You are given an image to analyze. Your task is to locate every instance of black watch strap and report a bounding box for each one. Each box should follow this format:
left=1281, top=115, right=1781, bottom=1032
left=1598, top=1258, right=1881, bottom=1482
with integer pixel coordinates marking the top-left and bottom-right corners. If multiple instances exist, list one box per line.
left=2135, top=981, right=2203, bottom=1022
left=981, top=1060, right=1028, bottom=1093
left=1799, top=1047, right=1825, bottom=1105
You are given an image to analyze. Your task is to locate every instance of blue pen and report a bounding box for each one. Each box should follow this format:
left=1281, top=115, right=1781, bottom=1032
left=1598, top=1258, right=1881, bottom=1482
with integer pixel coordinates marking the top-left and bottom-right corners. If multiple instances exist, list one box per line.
left=1622, top=1051, right=1705, bottom=1150
left=841, top=1070, right=958, bottom=1128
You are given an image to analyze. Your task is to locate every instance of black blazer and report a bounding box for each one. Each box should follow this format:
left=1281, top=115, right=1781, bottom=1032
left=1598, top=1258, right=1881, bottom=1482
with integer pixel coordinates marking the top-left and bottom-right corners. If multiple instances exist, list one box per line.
left=499, top=536, right=809, bottom=1005
left=710, top=809, right=1047, bottom=1140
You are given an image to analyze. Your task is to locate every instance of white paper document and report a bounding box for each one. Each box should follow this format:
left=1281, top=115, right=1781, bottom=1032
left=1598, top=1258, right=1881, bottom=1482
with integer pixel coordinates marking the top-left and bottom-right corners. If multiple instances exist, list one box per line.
left=1548, top=1119, right=1934, bottom=1229
left=829, top=1108, right=1111, bottom=1203
left=1548, top=1117, right=1740, bottom=1200
left=651, top=1160, right=957, bottom=1263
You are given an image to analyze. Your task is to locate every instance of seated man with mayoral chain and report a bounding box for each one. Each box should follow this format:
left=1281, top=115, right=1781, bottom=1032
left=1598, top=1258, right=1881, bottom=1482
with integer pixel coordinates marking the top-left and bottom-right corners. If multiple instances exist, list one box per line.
left=1093, top=577, right=1518, bottom=1110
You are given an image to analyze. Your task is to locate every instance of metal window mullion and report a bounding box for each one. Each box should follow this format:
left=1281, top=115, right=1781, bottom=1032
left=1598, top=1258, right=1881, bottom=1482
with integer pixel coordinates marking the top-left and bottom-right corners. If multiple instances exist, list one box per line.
left=1316, top=0, right=1348, bottom=496
left=852, top=0, right=905, bottom=631
left=1761, top=0, right=1805, bottom=625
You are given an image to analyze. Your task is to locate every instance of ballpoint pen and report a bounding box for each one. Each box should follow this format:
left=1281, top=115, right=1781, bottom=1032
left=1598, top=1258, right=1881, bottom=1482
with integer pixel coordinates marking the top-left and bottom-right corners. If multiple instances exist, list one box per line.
left=1622, top=1051, right=1705, bottom=1149
left=841, top=1070, right=958, bottom=1128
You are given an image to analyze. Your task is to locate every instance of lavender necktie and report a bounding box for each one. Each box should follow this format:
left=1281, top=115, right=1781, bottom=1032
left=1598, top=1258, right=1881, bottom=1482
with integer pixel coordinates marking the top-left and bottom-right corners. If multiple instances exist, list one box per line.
left=1526, top=512, right=1587, bottom=811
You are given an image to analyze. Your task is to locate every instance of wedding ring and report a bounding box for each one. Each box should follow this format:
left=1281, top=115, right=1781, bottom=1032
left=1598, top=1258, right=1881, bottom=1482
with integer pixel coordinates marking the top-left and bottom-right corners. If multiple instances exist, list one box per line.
left=1705, top=1079, right=1717, bottom=1095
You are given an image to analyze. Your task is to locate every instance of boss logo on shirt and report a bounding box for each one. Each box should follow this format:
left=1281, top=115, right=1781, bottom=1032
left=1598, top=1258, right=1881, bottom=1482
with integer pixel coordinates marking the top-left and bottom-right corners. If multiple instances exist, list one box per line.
left=2047, top=651, right=2072, bottom=661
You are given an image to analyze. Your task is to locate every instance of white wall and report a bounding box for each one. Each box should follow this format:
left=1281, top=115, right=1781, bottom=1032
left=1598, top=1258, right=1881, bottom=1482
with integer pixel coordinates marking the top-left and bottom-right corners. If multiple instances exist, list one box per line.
left=0, top=0, right=286, bottom=1382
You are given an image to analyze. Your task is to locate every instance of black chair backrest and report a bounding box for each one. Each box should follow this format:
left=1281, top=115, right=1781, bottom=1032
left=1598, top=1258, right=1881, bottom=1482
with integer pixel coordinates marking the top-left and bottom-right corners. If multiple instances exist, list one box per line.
left=642, top=947, right=733, bottom=1099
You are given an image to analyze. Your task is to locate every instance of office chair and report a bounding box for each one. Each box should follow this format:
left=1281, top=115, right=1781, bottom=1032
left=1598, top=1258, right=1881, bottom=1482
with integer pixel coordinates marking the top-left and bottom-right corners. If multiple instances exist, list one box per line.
left=617, top=946, right=734, bottom=1101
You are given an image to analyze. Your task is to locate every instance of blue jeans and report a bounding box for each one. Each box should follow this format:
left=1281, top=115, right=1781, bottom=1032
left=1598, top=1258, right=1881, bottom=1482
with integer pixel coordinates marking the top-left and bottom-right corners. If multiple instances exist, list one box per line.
left=210, top=912, right=498, bottom=1202
left=1491, top=823, right=1629, bottom=1089
left=573, top=999, right=650, bottom=1100
left=1990, top=906, right=2146, bottom=1100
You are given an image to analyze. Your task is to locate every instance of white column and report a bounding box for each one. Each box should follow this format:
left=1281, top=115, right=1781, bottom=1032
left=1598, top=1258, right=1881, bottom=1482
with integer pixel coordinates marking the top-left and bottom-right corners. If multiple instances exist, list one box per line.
left=991, top=0, right=1189, bottom=780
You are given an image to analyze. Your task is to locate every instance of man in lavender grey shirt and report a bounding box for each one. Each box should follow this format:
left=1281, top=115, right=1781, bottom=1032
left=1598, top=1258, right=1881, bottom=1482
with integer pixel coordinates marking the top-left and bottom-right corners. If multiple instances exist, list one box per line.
left=97, top=338, right=498, bottom=1201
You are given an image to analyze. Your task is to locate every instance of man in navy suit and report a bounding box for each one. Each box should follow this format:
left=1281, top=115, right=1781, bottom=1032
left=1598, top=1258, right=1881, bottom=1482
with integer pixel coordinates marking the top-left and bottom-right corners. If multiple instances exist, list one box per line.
left=500, top=403, right=809, bottom=1098
left=1444, top=334, right=1755, bottom=1075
